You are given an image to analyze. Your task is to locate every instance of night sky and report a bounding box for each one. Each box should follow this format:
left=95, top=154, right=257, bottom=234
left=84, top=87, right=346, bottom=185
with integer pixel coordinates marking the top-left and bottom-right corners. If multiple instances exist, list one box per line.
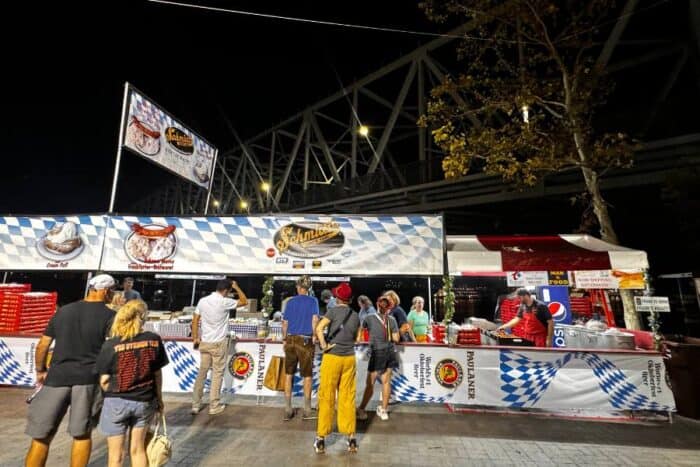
left=2, top=1, right=699, bottom=273
left=2, top=0, right=434, bottom=214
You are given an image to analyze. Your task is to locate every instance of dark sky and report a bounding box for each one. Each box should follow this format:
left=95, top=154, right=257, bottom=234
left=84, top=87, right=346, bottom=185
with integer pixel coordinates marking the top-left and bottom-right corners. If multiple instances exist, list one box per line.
left=2, top=0, right=434, bottom=214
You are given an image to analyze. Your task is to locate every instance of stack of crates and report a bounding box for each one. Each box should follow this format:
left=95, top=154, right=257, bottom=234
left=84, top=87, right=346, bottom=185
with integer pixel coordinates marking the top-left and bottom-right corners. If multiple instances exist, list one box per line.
left=457, top=328, right=481, bottom=345
left=570, top=296, right=593, bottom=320
left=0, top=286, right=57, bottom=334
left=498, top=296, right=524, bottom=336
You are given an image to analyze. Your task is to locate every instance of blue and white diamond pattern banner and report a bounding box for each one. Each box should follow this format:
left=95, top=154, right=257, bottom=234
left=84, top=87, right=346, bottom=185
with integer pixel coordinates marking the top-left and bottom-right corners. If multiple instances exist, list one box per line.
left=0, top=334, right=676, bottom=413
left=101, top=215, right=444, bottom=275
left=490, top=348, right=675, bottom=411
left=0, top=338, right=35, bottom=386
left=122, top=86, right=216, bottom=189
left=0, top=216, right=106, bottom=270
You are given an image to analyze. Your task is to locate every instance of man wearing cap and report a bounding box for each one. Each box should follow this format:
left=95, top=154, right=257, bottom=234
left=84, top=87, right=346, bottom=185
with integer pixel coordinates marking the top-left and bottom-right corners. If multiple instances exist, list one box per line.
left=191, top=279, right=247, bottom=416
left=314, top=283, right=360, bottom=454
left=25, top=274, right=117, bottom=467
left=497, top=289, right=553, bottom=347
left=282, top=275, right=319, bottom=420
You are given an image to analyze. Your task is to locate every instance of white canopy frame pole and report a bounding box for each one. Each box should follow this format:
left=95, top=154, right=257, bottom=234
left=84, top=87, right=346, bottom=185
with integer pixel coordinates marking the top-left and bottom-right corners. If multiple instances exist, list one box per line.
left=190, top=279, right=197, bottom=306
left=204, top=149, right=220, bottom=215
left=84, top=272, right=93, bottom=298
left=427, top=276, right=432, bottom=323
left=109, top=83, right=130, bottom=213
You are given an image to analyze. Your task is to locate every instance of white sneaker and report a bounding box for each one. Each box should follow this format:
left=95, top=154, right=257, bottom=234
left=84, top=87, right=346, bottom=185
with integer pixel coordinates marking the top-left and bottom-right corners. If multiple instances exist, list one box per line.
left=376, top=406, right=389, bottom=421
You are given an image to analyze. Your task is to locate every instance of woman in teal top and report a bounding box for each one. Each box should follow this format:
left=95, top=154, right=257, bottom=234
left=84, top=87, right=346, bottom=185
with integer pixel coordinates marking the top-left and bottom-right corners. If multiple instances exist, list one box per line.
left=407, top=296, right=430, bottom=342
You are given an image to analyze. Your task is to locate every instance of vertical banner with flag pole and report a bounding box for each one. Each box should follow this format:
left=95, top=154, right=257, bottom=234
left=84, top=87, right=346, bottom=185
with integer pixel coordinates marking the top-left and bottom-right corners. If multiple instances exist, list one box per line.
left=109, top=83, right=131, bottom=213
left=110, top=82, right=218, bottom=213
left=204, top=149, right=219, bottom=215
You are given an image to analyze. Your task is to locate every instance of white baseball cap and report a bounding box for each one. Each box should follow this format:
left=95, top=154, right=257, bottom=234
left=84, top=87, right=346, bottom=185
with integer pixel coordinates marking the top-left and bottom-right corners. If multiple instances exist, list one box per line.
left=88, top=274, right=116, bottom=291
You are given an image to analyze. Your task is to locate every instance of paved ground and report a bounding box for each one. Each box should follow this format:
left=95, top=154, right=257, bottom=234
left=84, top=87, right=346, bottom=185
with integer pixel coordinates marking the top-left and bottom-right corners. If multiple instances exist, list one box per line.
left=1, top=387, right=699, bottom=466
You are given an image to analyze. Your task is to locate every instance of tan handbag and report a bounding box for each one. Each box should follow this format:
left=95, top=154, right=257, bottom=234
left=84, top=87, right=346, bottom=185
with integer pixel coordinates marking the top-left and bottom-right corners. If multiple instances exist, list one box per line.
left=147, top=414, right=172, bottom=467
left=263, top=355, right=286, bottom=391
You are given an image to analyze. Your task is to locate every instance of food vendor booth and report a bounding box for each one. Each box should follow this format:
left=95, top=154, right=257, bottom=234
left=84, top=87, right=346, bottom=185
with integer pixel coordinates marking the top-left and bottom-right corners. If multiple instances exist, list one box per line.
left=0, top=216, right=675, bottom=417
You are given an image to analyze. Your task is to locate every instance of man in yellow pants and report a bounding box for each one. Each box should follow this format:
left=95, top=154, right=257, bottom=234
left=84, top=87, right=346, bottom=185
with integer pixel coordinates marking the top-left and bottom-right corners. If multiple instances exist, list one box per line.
left=314, top=282, right=360, bottom=454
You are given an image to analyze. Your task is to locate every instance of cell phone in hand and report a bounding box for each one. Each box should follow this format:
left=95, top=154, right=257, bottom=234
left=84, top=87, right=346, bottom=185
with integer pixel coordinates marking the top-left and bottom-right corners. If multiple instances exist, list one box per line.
left=26, top=385, right=42, bottom=404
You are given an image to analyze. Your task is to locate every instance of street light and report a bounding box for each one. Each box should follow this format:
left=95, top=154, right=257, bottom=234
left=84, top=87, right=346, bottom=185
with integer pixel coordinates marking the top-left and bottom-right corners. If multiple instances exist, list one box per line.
left=239, top=199, right=248, bottom=210
left=358, top=125, right=370, bottom=137
left=521, top=105, right=530, bottom=124
left=212, top=199, right=220, bottom=207
left=261, top=181, right=271, bottom=192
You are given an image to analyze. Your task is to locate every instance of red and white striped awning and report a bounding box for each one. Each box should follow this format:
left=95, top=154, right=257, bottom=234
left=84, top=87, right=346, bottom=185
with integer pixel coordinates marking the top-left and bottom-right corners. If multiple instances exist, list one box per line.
left=447, top=235, right=648, bottom=275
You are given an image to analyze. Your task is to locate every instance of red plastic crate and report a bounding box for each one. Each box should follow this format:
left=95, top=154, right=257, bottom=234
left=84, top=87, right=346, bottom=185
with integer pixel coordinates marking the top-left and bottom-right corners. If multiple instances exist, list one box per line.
left=570, top=297, right=593, bottom=317
left=0, top=283, right=31, bottom=293
left=0, top=291, right=57, bottom=333
left=457, top=328, right=481, bottom=345
left=499, top=297, right=524, bottom=336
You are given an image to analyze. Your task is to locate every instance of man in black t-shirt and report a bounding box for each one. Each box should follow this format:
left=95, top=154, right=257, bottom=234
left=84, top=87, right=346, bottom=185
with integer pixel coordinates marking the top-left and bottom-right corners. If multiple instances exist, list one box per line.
left=25, top=274, right=117, bottom=467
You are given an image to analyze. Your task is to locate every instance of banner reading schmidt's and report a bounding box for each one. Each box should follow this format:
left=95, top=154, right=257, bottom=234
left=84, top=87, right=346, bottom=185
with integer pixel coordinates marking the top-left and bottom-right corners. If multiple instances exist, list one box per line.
left=100, top=214, right=444, bottom=275
left=120, top=84, right=217, bottom=190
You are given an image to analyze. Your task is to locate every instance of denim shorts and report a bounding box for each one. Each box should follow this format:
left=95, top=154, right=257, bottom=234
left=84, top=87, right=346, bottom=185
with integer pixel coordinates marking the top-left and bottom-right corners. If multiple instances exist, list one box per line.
left=99, top=397, right=156, bottom=437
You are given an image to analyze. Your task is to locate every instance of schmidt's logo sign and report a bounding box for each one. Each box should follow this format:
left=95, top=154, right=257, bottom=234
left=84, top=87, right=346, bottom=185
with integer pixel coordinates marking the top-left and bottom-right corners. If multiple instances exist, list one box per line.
left=274, top=221, right=345, bottom=259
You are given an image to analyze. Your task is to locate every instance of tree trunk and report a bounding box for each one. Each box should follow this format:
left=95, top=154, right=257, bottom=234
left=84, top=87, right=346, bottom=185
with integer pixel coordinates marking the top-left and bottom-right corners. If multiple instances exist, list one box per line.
left=580, top=166, right=642, bottom=330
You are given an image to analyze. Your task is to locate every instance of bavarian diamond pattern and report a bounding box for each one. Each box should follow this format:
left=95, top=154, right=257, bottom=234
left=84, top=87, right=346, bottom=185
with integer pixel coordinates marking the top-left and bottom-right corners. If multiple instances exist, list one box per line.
left=0, top=216, right=106, bottom=270
left=101, top=215, right=443, bottom=275
left=0, top=340, right=33, bottom=386
left=391, top=373, right=451, bottom=403
left=499, top=349, right=672, bottom=411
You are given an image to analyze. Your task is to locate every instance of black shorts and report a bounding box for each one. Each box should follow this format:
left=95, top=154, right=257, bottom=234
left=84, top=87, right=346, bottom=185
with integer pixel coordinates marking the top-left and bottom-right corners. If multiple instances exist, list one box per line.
left=368, top=346, right=398, bottom=374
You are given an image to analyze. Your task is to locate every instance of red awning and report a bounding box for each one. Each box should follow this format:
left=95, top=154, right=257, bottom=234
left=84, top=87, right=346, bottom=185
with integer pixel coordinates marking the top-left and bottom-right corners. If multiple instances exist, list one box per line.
left=447, top=235, right=648, bottom=274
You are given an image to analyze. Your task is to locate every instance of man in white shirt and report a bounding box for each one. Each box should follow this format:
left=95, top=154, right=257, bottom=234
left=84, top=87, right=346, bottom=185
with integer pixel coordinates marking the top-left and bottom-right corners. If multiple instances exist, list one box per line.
left=191, top=279, right=247, bottom=415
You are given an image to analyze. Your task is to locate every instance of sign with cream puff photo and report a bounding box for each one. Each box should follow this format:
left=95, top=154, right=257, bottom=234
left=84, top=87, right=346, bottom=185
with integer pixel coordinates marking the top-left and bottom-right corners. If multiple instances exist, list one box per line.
left=120, top=84, right=217, bottom=190
left=0, top=216, right=106, bottom=270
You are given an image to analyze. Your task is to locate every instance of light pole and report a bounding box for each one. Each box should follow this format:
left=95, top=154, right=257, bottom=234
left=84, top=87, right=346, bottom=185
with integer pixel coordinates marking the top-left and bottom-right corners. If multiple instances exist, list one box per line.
left=261, top=182, right=271, bottom=211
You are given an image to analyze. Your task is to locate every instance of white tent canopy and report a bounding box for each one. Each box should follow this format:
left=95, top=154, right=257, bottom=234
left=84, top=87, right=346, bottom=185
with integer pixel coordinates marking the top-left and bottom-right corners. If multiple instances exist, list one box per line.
left=447, top=234, right=648, bottom=275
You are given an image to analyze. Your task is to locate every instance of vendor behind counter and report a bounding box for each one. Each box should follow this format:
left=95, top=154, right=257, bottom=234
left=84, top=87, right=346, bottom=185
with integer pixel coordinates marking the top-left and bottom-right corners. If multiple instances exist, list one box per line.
left=497, top=289, right=553, bottom=347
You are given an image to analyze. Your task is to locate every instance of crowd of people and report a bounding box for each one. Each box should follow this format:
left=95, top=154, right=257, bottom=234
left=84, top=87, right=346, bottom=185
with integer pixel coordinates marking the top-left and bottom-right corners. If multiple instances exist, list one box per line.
left=25, top=274, right=166, bottom=467
left=24, top=274, right=432, bottom=465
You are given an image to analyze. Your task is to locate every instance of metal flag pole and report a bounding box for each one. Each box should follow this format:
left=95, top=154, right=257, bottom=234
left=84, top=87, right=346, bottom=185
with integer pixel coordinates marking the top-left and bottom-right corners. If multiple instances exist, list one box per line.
left=109, top=83, right=131, bottom=213
left=190, top=279, right=197, bottom=306
left=84, top=272, right=94, bottom=298
left=204, top=149, right=219, bottom=215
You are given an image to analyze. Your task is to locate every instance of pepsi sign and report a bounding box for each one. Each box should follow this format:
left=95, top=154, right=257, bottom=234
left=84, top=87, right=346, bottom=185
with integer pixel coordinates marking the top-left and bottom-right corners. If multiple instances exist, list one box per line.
left=536, top=286, right=572, bottom=348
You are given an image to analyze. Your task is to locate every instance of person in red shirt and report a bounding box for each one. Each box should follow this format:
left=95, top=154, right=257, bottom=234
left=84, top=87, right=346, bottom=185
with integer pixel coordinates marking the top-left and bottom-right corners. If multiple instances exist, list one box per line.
left=497, top=289, right=553, bottom=347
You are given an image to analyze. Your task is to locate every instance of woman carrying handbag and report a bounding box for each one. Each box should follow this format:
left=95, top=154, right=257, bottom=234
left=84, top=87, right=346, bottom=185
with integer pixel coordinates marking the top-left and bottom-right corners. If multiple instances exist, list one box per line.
left=95, top=300, right=169, bottom=467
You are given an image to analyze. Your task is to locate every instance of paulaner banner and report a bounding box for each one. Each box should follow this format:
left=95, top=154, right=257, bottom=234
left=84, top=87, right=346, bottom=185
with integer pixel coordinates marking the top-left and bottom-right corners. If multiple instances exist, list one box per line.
left=100, top=214, right=444, bottom=275
left=158, top=341, right=676, bottom=413
left=1, top=336, right=674, bottom=414
left=120, top=85, right=217, bottom=190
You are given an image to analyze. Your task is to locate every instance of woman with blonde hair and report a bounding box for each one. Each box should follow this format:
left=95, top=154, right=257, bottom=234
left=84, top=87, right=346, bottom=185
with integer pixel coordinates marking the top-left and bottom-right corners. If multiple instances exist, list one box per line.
left=96, top=300, right=169, bottom=467
left=107, top=292, right=126, bottom=311
left=407, top=296, right=430, bottom=342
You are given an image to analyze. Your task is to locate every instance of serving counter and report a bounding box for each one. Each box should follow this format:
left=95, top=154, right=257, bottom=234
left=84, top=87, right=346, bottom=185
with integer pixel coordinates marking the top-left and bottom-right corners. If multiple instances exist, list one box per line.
left=0, top=333, right=675, bottom=416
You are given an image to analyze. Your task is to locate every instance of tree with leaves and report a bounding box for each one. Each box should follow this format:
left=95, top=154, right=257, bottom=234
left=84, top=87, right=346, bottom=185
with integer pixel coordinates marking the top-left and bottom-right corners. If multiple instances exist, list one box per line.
left=260, top=276, right=274, bottom=318
left=442, top=275, right=457, bottom=324
left=419, top=0, right=642, bottom=329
